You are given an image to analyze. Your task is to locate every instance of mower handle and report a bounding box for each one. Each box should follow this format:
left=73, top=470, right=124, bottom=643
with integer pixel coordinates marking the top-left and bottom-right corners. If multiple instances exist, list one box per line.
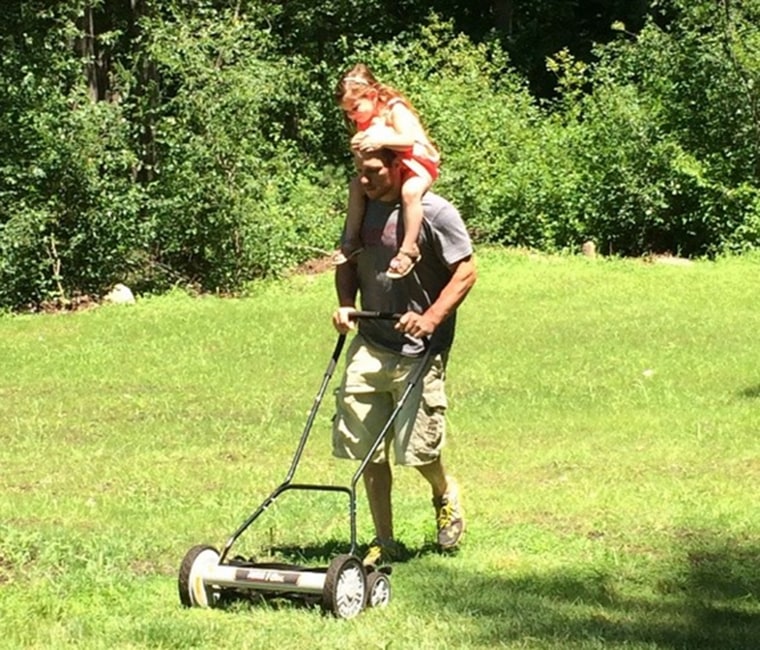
left=348, top=310, right=403, bottom=321
left=347, top=310, right=430, bottom=351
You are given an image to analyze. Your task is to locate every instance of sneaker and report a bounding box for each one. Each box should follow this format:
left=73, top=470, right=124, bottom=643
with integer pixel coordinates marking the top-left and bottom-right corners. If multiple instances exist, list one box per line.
left=363, top=538, right=403, bottom=567
left=433, top=476, right=464, bottom=550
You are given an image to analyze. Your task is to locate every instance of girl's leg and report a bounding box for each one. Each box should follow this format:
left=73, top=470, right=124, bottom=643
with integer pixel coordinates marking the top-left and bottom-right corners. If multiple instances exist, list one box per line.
left=336, top=175, right=366, bottom=264
left=387, top=174, right=431, bottom=278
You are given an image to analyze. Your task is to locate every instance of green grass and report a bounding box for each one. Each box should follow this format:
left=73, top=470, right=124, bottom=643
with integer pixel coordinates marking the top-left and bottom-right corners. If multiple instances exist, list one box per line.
left=1, top=250, right=759, bottom=649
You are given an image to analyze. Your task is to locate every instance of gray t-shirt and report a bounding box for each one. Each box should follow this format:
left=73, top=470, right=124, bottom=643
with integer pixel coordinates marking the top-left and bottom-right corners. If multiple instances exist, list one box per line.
left=355, top=192, right=473, bottom=356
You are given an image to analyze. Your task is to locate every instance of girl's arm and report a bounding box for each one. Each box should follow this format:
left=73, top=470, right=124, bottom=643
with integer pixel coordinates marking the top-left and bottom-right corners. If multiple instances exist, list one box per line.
left=353, top=103, right=424, bottom=152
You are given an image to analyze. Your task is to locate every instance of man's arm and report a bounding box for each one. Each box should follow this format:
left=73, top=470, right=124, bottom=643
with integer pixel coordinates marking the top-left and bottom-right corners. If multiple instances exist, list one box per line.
left=332, top=261, right=360, bottom=333
left=396, top=255, right=477, bottom=338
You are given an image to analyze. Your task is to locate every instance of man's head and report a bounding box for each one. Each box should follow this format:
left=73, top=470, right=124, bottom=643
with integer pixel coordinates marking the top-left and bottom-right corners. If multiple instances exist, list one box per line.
left=355, top=149, right=402, bottom=202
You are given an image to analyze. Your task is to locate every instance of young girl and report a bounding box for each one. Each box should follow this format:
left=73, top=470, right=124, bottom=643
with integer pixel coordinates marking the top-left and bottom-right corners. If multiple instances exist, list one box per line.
left=334, top=64, right=440, bottom=279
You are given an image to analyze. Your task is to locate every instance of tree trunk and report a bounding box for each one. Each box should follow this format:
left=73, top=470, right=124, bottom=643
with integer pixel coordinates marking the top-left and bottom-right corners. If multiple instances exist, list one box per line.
left=128, top=0, right=158, bottom=184
left=492, top=0, right=513, bottom=35
left=79, top=2, right=109, bottom=102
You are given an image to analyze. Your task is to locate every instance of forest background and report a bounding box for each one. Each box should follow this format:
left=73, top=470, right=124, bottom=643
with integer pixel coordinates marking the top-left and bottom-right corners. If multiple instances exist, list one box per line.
left=2, top=0, right=760, bottom=310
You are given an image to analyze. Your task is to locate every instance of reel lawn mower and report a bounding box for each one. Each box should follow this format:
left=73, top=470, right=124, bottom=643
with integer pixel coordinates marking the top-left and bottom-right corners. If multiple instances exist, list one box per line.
left=177, top=311, right=432, bottom=619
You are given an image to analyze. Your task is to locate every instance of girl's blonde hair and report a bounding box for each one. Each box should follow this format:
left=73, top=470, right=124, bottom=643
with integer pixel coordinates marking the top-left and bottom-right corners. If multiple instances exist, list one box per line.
left=334, top=63, right=419, bottom=131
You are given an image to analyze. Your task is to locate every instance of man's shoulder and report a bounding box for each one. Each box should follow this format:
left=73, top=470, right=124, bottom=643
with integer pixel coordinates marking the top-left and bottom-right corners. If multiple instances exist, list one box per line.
left=364, top=192, right=459, bottom=218
left=422, top=191, right=456, bottom=212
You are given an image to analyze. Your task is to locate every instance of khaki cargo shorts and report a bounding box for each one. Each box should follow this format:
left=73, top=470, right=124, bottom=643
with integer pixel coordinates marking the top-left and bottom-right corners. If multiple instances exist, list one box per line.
left=332, top=335, right=448, bottom=466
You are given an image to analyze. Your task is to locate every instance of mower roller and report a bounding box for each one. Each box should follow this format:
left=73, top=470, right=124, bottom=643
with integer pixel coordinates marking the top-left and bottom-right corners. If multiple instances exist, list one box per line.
left=177, top=311, right=431, bottom=619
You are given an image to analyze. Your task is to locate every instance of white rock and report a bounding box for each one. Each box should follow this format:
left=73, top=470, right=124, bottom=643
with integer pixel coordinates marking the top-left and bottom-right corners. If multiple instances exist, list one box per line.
left=104, top=283, right=136, bottom=305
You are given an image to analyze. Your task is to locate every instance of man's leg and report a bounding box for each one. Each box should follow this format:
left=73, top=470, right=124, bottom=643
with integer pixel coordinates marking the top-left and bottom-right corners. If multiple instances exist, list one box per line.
left=363, top=461, right=393, bottom=541
left=362, top=461, right=406, bottom=566
left=415, top=457, right=447, bottom=499
left=416, top=457, right=464, bottom=550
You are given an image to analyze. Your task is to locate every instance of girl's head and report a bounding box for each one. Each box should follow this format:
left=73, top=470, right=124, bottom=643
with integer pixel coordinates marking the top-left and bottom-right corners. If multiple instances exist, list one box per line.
left=335, top=64, right=380, bottom=128
left=335, top=64, right=405, bottom=129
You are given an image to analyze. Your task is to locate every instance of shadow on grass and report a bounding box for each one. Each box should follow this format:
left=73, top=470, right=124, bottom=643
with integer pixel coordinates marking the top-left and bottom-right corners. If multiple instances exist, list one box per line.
left=269, top=538, right=442, bottom=566
left=406, top=534, right=760, bottom=650
left=738, top=384, right=760, bottom=398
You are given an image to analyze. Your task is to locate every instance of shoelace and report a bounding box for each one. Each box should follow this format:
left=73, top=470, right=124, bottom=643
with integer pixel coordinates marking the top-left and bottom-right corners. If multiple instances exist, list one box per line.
left=366, top=545, right=382, bottom=558
left=436, top=500, right=453, bottom=528
left=365, top=541, right=396, bottom=565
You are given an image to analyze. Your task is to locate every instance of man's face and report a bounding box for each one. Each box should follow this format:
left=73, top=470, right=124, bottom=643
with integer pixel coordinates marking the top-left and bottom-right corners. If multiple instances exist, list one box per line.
left=357, top=153, right=400, bottom=202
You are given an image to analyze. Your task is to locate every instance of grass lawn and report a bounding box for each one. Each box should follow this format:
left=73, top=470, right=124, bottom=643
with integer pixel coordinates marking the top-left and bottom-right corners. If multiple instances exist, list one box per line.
left=0, top=248, right=758, bottom=649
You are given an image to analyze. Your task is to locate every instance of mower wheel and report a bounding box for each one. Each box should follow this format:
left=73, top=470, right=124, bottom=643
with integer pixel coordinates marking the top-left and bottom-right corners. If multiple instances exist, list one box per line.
left=178, top=544, right=220, bottom=608
left=366, top=571, right=391, bottom=608
left=321, top=554, right=366, bottom=619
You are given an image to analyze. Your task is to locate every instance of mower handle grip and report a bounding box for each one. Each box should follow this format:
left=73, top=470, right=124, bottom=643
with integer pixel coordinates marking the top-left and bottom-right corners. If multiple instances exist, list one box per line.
left=344, top=309, right=430, bottom=350
left=348, top=310, right=402, bottom=321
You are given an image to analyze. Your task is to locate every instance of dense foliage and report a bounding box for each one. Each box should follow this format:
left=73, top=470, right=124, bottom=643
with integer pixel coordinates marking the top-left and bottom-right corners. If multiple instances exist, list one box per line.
left=1, top=0, right=759, bottom=308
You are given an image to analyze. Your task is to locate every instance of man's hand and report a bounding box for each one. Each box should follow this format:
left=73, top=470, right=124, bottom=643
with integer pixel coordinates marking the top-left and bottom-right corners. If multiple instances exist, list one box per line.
left=394, top=310, right=436, bottom=338
left=332, top=306, right=357, bottom=334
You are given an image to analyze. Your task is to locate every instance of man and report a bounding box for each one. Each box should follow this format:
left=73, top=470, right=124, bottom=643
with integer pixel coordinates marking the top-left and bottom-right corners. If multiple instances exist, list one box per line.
left=332, top=147, right=477, bottom=565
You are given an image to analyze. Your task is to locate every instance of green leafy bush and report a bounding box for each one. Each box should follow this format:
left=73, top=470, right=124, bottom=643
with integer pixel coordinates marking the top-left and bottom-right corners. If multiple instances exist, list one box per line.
left=0, top=97, right=143, bottom=305
left=0, top=8, right=142, bottom=308
left=567, top=3, right=760, bottom=255
left=135, top=9, right=345, bottom=292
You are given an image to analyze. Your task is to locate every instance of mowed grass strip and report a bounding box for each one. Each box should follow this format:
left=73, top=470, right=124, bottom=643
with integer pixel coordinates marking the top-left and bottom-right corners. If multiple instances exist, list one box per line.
left=0, top=250, right=758, bottom=649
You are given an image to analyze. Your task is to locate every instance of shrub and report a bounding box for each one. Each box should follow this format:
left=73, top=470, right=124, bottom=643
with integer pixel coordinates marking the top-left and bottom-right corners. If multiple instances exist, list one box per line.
left=0, top=71, right=142, bottom=307
left=134, top=10, right=346, bottom=292
left=568, top=5, right=760, bottom=256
